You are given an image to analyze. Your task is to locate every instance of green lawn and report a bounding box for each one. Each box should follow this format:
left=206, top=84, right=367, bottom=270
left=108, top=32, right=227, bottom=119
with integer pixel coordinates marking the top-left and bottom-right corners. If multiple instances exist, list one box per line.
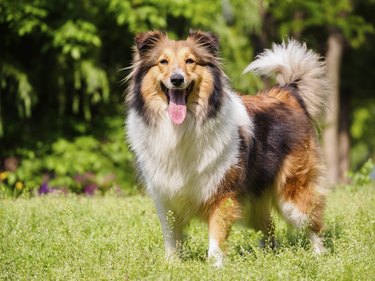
left=1, top=185, right=374, bottom=280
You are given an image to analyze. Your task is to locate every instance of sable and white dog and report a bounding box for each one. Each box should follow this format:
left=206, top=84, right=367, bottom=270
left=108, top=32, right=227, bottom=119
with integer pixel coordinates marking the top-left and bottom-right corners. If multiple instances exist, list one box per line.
left=126, top=30, right=329, bottom=267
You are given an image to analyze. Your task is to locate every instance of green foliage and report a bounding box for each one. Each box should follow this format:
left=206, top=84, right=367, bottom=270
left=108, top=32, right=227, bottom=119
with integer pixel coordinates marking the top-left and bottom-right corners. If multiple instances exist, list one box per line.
left=108, top=0, right=221, bottom=33
left=0, top=0, right=49, bottom=36
left=109, top=0, right=167, bottom=32
left=53, top=20, right=101, bottom=60
left=0, top=117, right=136, bottom=198
left=347, top=159, right=374, bottom=190
left=0, top=0, right=111, bottom=133
left=0, top=63, right=36, bottom=121
left=212, top=0, right=264, bottom=93
left=269, top=0, right=374, bottom=48
left=350, top=101, right=375, bottom=168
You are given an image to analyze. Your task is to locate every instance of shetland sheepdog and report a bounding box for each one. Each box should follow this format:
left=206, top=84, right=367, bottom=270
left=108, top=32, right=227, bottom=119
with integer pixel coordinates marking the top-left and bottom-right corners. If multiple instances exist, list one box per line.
left=126, top=30, right=330, bottom=267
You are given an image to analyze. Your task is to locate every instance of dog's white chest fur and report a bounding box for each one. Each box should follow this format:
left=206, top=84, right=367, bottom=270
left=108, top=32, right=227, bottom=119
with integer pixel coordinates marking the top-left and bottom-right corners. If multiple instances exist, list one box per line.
left=127, top=92, right=252, bottom=216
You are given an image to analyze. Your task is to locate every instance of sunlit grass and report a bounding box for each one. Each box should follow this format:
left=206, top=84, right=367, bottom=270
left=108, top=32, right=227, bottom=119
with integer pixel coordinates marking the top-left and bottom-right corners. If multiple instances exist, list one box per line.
left=1, top=185, right=374, bottom=280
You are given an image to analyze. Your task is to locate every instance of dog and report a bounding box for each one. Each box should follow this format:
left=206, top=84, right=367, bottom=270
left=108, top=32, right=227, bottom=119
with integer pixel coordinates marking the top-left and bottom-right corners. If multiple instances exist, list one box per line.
left=126, top=30, right=330, bottom=267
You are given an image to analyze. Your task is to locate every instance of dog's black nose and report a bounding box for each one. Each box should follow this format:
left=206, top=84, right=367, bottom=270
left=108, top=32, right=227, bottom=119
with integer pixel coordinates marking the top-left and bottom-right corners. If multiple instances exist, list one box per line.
left=170, top=73, right=184, bottom=87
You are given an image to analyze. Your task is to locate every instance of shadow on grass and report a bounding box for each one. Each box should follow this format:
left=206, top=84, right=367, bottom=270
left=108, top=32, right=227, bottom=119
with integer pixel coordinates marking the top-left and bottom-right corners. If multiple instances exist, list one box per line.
left=167, top=217, right=344, bottom=264
left=180, top=243, right=207, bottom=263
left=321, top=220, right=344, bottom=253
left=234, top=243, right=260, bottom=258
left=234, top=217, right=344, bottom=257
left=276, top=220, right=343, bottom=254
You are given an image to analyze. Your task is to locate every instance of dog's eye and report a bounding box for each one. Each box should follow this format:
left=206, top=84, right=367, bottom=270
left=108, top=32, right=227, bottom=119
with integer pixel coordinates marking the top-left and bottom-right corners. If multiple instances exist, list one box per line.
left=159, top=59, right=168, bottom=65
left=185, top=58, right=195, bottom=64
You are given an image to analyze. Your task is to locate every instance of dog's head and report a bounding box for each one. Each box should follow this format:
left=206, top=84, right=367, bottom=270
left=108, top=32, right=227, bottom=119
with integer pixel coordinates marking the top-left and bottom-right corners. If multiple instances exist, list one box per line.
left=128, top=30, right=224, bottom=125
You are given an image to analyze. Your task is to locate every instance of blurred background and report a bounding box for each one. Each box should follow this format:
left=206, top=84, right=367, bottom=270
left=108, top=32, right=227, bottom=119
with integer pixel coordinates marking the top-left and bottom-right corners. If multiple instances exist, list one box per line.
left=0, top=0, right=374, bottom=197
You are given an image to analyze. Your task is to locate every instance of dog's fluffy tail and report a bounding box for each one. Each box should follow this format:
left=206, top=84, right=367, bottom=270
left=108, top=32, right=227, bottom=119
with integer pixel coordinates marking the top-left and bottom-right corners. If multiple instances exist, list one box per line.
left=244, top=39, right=330, bottom=121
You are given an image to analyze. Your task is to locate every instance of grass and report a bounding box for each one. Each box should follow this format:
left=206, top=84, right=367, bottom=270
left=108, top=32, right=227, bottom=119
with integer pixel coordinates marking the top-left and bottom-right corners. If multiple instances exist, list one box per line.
left=1, top=185, right=374, bottom=281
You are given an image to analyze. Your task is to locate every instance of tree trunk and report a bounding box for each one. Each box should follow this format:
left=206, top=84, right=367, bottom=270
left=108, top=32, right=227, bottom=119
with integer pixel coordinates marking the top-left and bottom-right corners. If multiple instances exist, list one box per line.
left=323, top=31, right=344, bottom=186
left=339, top=91, right=350, bottom=183
left=292, top=10, right=303, bottom=39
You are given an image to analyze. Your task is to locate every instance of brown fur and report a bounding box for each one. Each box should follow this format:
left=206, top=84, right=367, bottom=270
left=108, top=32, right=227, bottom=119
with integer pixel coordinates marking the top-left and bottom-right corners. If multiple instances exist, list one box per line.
left=242, top=92, right=325, bottom=236
left=207, top=195, right=242, bottom=253
left=127, top=31, right=223, bottom=125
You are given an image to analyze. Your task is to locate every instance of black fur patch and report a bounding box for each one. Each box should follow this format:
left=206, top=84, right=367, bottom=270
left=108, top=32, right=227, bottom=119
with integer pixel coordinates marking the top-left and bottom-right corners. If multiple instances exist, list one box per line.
left=206, top=64, right=225, bottom=120
left=135, top=31, right=167, bottom=56
left=188, top=30, right=220, bottom=56
left=129, top=63, right=164, bottom=126
left=282, top=82, right=311, bottom=119
left=244, top=100, right=311, bottom=196
left=129, top=66, right=148, bottom=122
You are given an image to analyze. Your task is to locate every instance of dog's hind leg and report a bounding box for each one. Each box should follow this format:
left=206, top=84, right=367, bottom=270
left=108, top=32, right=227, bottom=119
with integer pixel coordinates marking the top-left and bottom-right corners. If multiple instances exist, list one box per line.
left=306, top=194, right=326, bottom=254
left=276, top=152, right=327, bottom=254
left=207, top=196, right=241, bottom=267
left=277, top=194, right=326, bottom=254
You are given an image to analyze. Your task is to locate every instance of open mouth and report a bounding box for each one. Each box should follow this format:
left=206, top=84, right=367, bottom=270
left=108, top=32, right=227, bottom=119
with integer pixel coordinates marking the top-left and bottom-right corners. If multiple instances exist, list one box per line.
left=161, top=82, right=194, bottom=125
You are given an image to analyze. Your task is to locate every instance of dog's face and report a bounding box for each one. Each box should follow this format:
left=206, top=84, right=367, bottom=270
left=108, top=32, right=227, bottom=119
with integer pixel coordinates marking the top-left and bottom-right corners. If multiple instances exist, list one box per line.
left=130, top=30, right=223, bottom=125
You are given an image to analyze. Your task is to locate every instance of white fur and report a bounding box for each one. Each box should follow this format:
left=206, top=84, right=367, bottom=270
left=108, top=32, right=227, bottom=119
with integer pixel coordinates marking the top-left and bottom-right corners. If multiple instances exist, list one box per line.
left=208, top=238, right=224, bottom=268
left=308, top=231, right=327, bottom=254
left=278, top=201, right=309, bottom=229
left=127, top=89, right=252, bottom=255
left=155, top=205, right=183, bottom=259
left=127, top=91, right=251, bottom=211
left=244, top=39, right=330, bottom=121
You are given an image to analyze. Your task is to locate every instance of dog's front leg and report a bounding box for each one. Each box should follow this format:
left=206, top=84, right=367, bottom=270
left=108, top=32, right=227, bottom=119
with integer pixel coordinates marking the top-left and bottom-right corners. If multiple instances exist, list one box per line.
left=208, top=196, right=240, bottom=267
left=155, top=202, right=184, bottom=260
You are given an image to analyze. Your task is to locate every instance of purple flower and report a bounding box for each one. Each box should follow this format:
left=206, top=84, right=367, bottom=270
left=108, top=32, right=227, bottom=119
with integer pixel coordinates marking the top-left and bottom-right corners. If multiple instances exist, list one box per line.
left=84, top=184, right=98, bottom=196
left=38, top=182, right=51, bottom=194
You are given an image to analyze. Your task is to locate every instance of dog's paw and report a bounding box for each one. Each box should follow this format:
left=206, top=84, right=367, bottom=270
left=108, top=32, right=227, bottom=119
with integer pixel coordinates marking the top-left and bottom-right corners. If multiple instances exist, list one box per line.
left=208, top=249, right=224, bottom=268
left=309, top=232, right=327, bottom=255
left=312, top=243, right=328, bottom=255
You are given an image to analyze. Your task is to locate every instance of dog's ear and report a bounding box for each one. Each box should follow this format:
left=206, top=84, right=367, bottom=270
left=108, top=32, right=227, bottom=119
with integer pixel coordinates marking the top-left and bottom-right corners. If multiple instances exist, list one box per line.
left=187, top=30, right=219, bottom=56
left=135, top=31, right=167, bottom=55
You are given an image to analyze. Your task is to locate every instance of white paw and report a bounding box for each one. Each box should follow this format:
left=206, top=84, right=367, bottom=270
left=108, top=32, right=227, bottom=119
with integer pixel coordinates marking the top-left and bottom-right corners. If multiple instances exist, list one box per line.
left=309, top=232, right=327, bottom=255
left=208, top=249, right=224, bottom=268
left=312, top=243, right=327, bottom=255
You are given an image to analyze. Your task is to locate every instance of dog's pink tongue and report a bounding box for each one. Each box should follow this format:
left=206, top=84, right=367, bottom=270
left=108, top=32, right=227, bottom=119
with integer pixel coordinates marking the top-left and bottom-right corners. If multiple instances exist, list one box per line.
left=168, top=90, right=186, bottom=125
